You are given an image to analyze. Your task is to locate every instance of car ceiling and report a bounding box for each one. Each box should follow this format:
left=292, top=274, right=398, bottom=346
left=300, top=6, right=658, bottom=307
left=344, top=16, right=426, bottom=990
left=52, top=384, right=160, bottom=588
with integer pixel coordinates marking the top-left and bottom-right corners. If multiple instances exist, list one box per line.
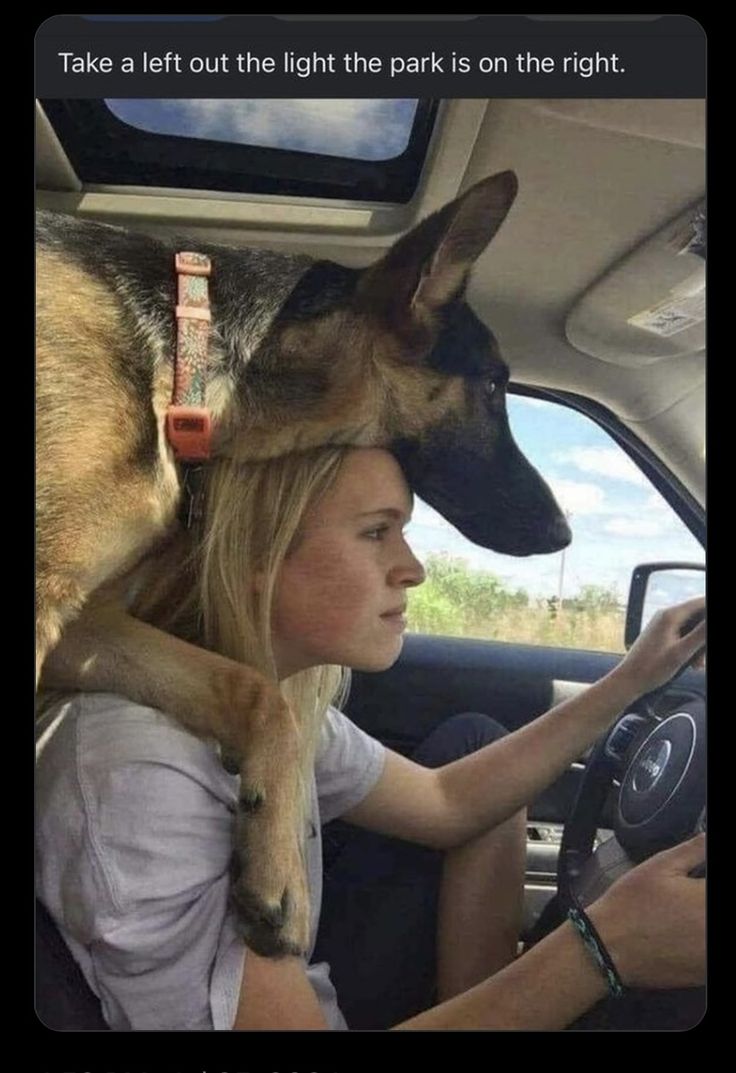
left=36, top=97, right=706, bottom=505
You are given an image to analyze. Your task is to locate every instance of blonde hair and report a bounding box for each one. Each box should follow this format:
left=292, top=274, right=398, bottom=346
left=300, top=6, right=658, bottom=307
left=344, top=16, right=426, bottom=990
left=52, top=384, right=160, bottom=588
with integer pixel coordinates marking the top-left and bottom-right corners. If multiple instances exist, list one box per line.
left=131, top=447, right=352, bottom=766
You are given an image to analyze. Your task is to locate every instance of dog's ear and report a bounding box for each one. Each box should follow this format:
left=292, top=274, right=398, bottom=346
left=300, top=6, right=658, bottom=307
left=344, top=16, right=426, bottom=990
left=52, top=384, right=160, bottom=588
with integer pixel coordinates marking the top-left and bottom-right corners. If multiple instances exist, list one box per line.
left=355, top=170, right=518, bottom=337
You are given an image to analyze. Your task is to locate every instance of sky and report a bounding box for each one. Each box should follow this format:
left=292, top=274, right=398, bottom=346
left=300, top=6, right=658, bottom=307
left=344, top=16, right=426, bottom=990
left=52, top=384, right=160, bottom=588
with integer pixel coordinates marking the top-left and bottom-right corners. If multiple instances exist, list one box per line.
left=103, top=99, right=705, bottom=604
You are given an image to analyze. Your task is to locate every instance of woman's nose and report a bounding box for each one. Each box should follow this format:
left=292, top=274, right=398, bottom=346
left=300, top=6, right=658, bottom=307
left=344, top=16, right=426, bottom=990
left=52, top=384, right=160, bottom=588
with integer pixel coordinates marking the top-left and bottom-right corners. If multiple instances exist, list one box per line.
left=390, top=547, right=426, bottom=588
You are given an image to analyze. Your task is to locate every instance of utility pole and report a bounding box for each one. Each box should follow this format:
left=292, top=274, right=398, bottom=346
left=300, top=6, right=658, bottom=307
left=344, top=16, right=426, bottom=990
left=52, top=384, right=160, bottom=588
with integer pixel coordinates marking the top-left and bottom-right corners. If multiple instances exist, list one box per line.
left=556, top=511, right=572, bottom=625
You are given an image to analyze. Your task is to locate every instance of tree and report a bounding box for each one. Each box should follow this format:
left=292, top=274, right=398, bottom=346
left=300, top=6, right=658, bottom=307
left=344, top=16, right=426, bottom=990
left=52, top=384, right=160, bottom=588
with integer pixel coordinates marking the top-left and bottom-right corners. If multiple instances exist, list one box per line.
left=420, top=555, right=528, bottom=621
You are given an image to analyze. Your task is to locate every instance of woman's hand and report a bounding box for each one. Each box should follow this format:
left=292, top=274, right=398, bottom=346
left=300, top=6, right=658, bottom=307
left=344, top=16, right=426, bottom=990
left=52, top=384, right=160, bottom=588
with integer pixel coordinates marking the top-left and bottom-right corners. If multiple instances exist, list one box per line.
left=588, top=833, right=706, bottom=991
left=612, top=596, right=705, bottom=698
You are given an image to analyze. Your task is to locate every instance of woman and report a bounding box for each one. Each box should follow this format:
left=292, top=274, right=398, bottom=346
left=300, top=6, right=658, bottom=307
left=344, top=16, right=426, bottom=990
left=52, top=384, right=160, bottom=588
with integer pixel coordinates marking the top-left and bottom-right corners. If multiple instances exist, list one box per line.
left=35, top=446, right=706, bottom=1030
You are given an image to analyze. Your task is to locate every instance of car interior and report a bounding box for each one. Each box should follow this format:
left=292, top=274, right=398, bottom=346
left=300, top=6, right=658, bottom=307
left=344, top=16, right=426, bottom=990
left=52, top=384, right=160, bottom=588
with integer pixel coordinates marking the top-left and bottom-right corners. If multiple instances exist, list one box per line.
left=36, top=97, right=706, bottom=1030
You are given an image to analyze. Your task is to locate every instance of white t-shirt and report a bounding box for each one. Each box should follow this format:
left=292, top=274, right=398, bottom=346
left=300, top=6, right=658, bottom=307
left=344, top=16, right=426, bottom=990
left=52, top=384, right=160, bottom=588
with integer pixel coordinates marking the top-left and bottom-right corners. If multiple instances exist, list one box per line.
left=35, top=692, right=386, bottom=1031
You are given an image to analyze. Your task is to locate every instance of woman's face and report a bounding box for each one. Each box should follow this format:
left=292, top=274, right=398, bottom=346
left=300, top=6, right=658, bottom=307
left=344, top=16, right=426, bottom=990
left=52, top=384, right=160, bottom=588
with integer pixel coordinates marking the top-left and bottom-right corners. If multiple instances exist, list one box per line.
left=271, top=448, right=426, bottom=679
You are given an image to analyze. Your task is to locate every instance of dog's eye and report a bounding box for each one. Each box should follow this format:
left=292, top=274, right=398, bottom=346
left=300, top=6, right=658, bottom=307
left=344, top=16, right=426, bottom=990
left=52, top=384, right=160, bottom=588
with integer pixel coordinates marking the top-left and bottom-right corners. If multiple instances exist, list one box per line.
left=485, top=379, right=497, bottom=398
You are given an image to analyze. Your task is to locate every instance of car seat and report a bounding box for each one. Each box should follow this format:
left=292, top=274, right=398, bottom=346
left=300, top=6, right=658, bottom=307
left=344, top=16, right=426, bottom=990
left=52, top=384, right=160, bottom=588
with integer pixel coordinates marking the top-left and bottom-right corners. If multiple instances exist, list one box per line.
left=35, top=900, right=109, bottom=1030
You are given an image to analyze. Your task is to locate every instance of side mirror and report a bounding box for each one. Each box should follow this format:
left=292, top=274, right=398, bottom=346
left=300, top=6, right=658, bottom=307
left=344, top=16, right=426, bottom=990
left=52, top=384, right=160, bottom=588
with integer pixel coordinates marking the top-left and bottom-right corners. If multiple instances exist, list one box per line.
left=625, top=562, right=705, bottom=649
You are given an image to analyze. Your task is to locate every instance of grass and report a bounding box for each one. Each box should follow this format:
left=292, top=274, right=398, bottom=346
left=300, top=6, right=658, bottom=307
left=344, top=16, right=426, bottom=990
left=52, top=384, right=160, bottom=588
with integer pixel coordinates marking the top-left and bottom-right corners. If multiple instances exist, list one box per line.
left=407, top=602, right=626, bottom=654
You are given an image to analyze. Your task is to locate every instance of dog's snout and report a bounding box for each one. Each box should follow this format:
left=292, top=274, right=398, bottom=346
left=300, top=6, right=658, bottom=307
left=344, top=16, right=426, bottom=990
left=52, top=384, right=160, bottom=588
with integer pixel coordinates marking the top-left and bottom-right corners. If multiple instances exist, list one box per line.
left=547, top=514, right=572, bottom=551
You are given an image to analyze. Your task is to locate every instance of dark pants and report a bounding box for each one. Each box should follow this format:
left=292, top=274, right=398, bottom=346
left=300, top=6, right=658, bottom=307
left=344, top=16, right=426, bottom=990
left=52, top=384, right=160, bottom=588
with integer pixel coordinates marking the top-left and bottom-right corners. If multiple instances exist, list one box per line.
left=311, top=712, right=509, bottom=1030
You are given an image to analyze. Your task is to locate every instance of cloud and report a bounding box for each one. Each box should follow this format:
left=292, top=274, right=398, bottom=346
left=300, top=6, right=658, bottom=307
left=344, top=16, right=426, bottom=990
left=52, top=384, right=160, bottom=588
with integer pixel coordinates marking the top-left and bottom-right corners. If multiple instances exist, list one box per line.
left=603, top=518, right=666, bottom=538
left=555, top=446, right=649, bottom=487
left=106, top=99, right=416, bottom=161
left=547, top=479, right=607, bottom=515
left=408, top=499, right=458, bottom=535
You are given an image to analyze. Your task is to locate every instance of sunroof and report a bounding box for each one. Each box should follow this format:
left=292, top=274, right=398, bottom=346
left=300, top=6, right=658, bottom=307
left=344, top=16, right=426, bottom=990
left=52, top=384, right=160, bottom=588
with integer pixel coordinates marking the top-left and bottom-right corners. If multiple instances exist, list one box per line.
left=40, top=99, right=438, bottom=203
left=104, top=99, right=419, bottom=162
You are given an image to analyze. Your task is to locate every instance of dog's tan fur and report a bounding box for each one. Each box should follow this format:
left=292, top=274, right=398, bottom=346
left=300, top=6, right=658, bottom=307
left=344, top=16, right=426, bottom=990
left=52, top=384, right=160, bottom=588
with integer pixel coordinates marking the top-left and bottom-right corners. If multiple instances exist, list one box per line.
left=38, top=253, right=175, bottom=673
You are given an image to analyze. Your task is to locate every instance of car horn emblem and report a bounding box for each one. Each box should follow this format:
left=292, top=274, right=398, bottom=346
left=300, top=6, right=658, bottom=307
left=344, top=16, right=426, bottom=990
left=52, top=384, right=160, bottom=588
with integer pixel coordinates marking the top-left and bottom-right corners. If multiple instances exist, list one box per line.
left=632, top=739, right=672, bottom=793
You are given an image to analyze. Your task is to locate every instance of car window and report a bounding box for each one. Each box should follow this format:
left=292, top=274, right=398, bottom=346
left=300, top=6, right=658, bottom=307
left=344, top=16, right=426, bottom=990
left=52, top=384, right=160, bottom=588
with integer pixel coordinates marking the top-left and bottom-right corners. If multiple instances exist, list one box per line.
left=405, top=394, right=704, bottom=654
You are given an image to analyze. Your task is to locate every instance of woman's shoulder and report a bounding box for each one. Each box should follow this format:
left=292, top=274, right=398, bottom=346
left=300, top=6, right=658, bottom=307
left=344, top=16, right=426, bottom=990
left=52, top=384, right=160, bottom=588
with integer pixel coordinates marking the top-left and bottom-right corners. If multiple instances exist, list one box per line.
left=36, top=692, right=239, bottom=956
left=319, top=705, right=384, bottom=756
left=36, top=691, right=233, bottom=792
left=315, top=706, right=386, bottom=823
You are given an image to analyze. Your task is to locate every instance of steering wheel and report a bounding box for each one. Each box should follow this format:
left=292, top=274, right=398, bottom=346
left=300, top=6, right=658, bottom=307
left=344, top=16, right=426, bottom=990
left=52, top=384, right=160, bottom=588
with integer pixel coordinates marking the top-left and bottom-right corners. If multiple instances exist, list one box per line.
left=556, top=690, right=706, bottom=912
left=544, top=684, right=706, bottom=1028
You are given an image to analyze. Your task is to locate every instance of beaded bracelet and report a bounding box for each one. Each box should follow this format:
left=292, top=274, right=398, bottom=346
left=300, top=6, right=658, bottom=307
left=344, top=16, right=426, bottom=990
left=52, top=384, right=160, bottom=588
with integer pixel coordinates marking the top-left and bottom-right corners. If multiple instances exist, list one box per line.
left=568, top=905, right=625, bottom=999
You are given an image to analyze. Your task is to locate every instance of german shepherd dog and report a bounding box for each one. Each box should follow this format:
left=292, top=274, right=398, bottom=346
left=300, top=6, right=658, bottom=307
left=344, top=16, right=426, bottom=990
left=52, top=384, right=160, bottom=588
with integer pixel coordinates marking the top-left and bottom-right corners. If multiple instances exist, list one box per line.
left=36, top=171, right=570, bottom=957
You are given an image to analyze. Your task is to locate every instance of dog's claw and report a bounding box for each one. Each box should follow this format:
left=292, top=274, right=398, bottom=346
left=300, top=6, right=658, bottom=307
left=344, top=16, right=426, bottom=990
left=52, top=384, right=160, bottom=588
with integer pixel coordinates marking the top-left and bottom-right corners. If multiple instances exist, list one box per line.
left=239, top=788, right=264, bottom=813
left=230, top=882, right=306, bottom=958
left=221, top=747, right=241, bottom=775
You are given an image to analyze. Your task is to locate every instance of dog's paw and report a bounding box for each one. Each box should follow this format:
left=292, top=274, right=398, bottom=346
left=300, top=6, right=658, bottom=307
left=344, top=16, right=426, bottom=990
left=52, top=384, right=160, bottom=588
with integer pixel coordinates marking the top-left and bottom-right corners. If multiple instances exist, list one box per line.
left=229, top=800, right=311, bottom=958
left=229, top=875, right=309, bottom=958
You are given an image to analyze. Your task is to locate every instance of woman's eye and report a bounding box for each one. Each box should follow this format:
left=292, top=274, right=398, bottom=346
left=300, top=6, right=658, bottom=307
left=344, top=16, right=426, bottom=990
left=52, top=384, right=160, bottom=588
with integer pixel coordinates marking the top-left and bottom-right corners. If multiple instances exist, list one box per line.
left=363, top=525, right=389, bottom=540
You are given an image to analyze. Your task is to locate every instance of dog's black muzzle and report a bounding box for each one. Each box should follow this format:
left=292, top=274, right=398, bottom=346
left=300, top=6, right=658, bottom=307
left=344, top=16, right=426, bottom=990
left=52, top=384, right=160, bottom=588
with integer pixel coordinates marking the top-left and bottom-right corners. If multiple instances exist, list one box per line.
left=393, top=418, right=571, bottom=557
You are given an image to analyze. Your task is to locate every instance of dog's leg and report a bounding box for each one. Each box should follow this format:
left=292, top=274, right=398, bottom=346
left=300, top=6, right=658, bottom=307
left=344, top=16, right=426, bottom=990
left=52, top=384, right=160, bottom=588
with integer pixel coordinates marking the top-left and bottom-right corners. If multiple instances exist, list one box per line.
left=40, top=598, right=315, bottom=958
left=36, top=580, right=86, bottom=688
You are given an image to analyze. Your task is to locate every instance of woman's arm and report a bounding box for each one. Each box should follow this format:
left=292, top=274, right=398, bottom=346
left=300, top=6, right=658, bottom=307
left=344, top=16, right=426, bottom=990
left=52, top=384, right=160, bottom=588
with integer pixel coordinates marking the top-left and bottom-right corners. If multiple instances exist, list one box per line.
left=395, top=915, right=608, bottom=1030
left=343, top=668, right=636, bottom=849
left=232, top=952, right=329, bottom=1030
left=231, top=921, right=606, bottom=1031
left=396, top=835, right=706, bottom=1029
left=231, top=835, right=705, bottom=1030
left=343, top=598, right=705, bottom=850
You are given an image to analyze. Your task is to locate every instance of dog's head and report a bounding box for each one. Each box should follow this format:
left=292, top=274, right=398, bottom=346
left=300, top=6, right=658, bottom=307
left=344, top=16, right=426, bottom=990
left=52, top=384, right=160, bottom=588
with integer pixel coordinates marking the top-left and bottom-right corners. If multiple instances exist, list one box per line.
left=243, top=171, right=570, bottom=556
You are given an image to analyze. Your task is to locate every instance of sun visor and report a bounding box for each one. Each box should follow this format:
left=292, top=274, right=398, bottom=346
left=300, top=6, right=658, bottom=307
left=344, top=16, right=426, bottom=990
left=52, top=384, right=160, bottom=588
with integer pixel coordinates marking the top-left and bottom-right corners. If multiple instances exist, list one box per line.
left=566, top=202, right=705, bottom=367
